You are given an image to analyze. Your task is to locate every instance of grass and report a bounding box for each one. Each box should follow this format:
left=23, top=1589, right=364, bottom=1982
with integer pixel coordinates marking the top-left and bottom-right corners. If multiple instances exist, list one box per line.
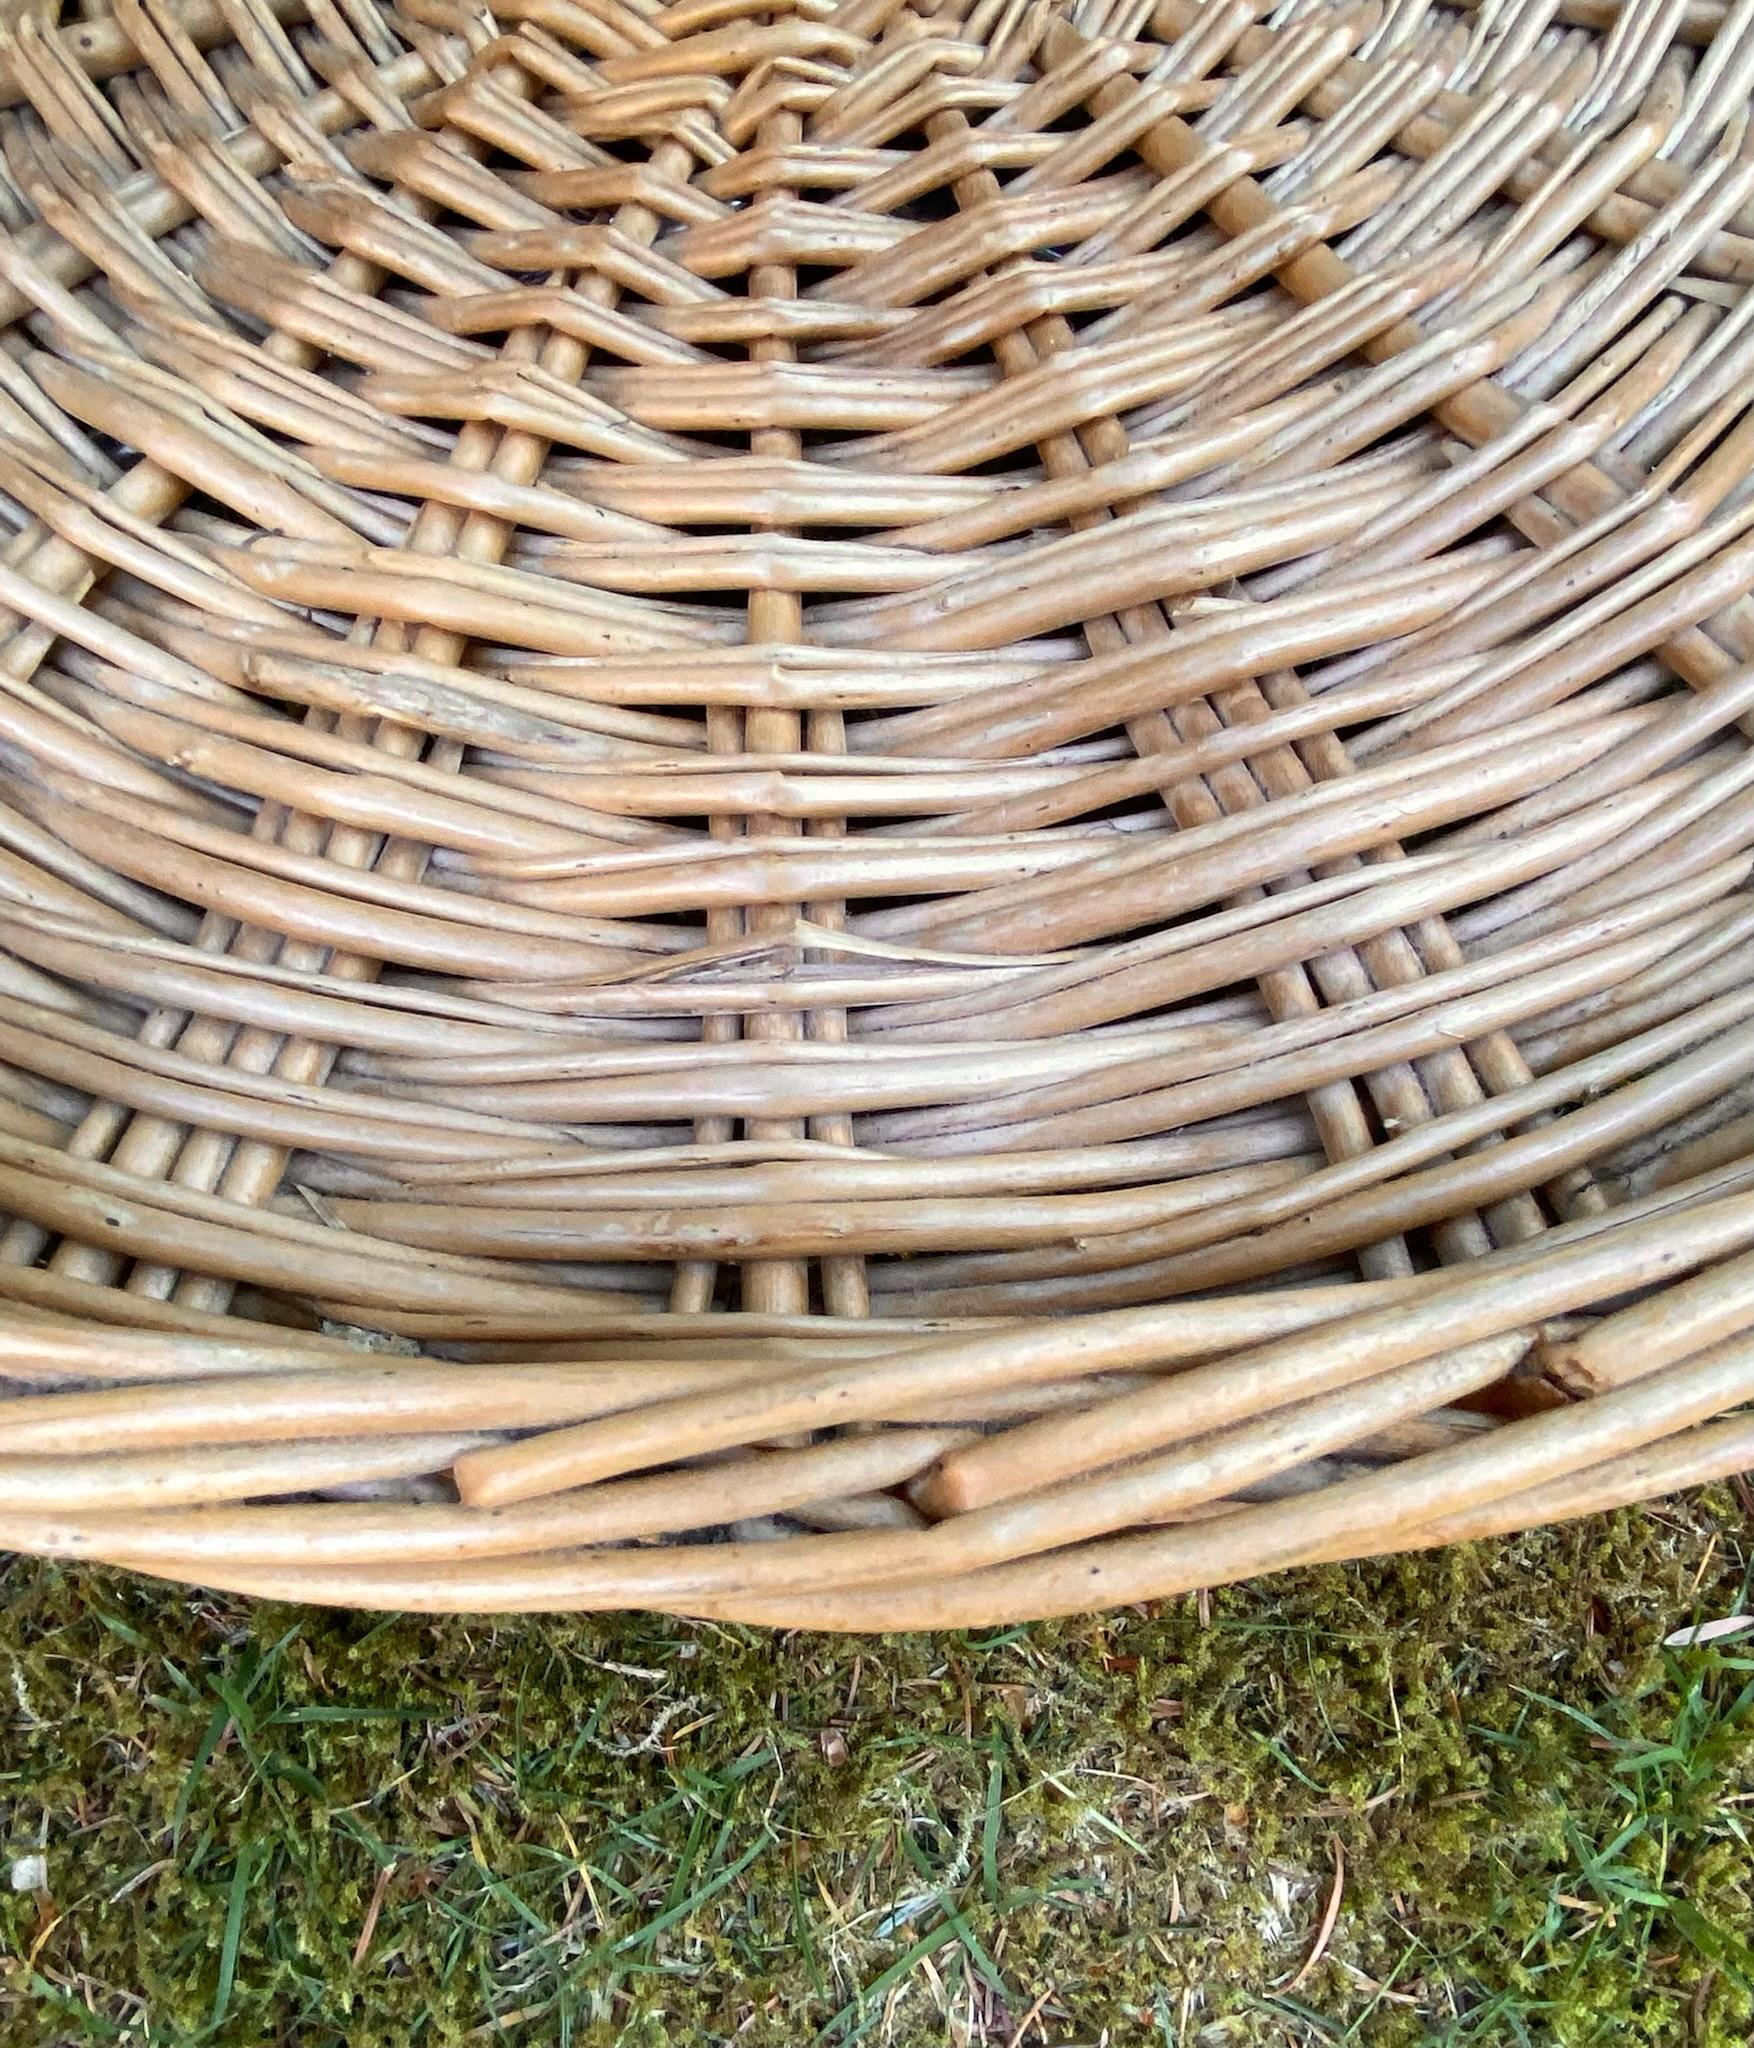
left=2, top=1492, right=1753, bottom=2046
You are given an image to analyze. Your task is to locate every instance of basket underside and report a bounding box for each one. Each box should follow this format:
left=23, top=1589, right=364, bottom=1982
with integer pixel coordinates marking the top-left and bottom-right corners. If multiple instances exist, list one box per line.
left=1, top=0, right=1753, bottom=1623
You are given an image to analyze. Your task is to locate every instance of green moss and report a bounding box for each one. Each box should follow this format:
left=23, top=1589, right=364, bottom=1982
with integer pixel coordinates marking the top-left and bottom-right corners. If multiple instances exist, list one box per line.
left=2, top=1495, right=1752, bottom=2045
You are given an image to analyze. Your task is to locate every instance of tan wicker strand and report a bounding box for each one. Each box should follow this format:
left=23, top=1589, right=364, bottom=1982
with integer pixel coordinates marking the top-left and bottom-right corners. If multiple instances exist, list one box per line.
left=1, top=0, right=1753, bottom=1619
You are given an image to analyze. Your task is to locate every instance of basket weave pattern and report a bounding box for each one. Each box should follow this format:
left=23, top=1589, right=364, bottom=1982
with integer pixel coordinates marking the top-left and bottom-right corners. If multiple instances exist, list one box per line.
left=2, top=0, right=1754, bottom=1623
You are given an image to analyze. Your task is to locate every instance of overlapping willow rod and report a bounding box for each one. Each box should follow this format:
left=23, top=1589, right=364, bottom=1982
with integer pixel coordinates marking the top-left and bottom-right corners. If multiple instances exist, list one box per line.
left=1, top=0, right=1753, bottom=1623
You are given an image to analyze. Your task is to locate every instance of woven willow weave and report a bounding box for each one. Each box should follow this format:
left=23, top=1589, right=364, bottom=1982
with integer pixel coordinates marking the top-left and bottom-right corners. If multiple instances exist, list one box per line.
left=2, top=0, right=1754, bottom=1624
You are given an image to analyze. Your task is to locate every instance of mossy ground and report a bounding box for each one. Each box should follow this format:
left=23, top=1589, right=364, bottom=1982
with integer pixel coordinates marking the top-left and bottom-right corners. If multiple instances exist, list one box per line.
left=3, top=1493, right=1754, bottom=2047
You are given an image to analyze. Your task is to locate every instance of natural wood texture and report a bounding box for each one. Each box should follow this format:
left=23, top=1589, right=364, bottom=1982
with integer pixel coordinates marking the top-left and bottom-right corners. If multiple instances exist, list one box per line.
left=1, top=0, right=1753, bottom=1621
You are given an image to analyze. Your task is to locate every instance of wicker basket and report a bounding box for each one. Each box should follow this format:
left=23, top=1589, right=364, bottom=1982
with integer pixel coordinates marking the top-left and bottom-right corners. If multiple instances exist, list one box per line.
left=1, top=0, right=1753, bottom=1626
